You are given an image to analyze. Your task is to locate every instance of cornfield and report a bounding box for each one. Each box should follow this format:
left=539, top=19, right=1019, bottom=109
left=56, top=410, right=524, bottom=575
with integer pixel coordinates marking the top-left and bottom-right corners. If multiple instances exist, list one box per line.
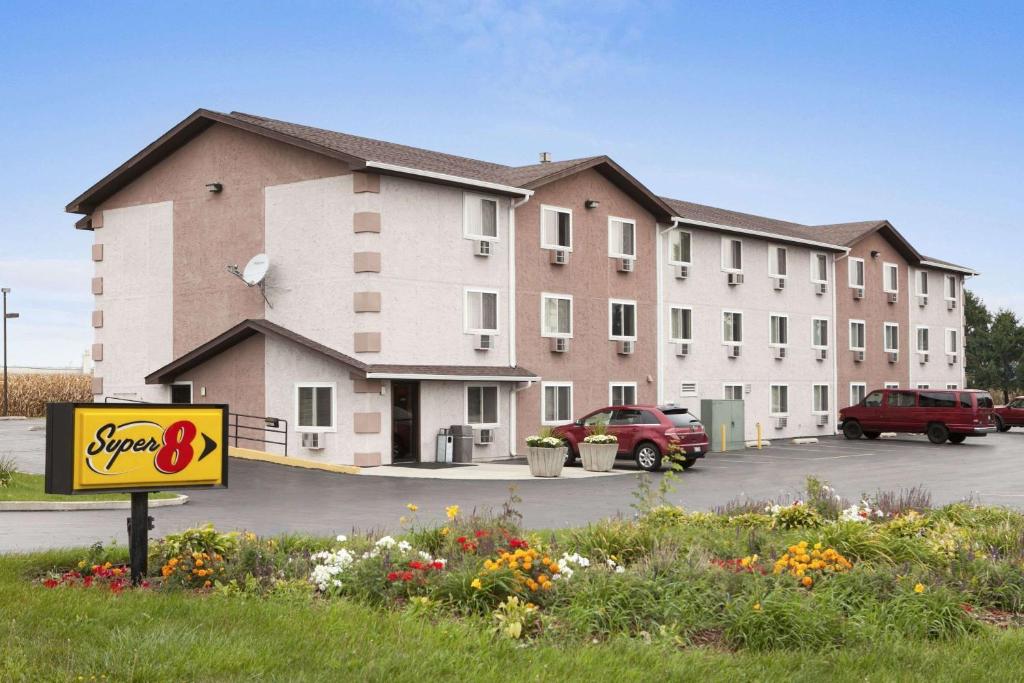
left=0, top=374, right=92, bottom=417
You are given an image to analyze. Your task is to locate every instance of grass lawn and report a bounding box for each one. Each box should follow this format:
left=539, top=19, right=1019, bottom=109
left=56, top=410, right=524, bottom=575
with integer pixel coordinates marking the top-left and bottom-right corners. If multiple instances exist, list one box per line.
left=0, top=472, right=177, bottom=502
left=2, top=550, right=1024, bottom=682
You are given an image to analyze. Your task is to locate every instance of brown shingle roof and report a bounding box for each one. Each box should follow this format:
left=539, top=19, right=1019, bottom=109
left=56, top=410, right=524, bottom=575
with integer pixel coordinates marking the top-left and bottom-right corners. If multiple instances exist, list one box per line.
left=810, top=220, right=889, bottom=246
left=661, top=196, right=846, bottom=248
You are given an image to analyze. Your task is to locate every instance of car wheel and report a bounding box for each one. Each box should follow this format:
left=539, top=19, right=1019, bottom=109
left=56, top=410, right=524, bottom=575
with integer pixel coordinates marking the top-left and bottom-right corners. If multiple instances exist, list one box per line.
left=864, top=431, right=881, bottom=440
left=634, top=442, right=663, bottom=472
left=948, top=433, right=967, bottom=444
left=994, top=416, right=1011, bottom=433
left=843, top=421, right=864, bottom=440
left=927, top=423, right=950, bottom=445
left=680, top=458, right=698, bottom=470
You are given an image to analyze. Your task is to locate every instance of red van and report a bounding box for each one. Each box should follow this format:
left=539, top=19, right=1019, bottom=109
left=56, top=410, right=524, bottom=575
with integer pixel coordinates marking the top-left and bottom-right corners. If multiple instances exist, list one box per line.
left=838, top=388, right=996, bottom=444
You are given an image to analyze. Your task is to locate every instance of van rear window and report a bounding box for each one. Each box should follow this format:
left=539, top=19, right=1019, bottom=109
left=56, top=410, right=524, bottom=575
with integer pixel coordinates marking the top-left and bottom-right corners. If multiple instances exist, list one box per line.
left=663, top=409, right=700, bottom=428
left=919, top=391, right=957, bottom=408
left=976, top=393, right=994, bottom=409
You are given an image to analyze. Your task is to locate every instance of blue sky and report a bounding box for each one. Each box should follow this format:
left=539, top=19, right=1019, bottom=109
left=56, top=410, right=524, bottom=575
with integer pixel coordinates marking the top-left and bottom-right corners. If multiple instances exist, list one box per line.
left=1, top=1, right=1021, bottom=366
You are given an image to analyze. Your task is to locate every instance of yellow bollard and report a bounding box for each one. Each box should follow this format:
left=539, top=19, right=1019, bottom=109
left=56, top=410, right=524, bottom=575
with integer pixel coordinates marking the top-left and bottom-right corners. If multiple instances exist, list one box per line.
left=756, top=423, right=763, bottom=449
left=720, top=423, right=727, bottom=453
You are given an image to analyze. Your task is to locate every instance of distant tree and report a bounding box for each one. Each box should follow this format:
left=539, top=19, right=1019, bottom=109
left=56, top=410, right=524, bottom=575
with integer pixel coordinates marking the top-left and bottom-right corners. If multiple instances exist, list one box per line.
left=964, top=290, right=995, bottom=390
left=989, top=310, right=1024, bottom=403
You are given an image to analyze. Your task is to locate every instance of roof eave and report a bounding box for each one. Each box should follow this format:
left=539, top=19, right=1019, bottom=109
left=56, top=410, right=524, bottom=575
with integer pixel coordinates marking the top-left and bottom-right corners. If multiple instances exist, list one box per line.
left=362, top=161, right=532, bottom=197
left=670, top=216, right=849, bottom=252
left=919, top=259, right=978, bottom=276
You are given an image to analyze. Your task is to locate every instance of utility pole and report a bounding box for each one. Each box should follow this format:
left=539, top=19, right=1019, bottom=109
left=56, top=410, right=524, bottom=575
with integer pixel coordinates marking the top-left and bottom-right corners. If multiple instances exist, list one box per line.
left=2, top=288, right=19, bottom=417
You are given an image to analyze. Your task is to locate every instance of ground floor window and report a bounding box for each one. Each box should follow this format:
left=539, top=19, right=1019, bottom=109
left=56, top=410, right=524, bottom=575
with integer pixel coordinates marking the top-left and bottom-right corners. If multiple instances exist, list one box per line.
left=466, top=385, right=499, bottom=426
left=296, top=383, right=335, bottom=430
left=812, top=384, right=829, bottom=413
left=850, top=383, right=866, bottom=406
left=542, top=382, right=573, bottom=425
left=770, top=385, right=789, bottom=416
left=724, top=383, right=744, bottom=400
left=609, top=382, right=636, bottom=406
left=885, top=382, right=899, bottom=390
left=946, top=383, right=959, bottom=390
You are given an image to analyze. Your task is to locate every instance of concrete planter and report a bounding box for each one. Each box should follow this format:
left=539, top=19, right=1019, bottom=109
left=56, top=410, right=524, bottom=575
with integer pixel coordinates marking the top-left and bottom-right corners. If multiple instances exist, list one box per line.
left=579, top=442, right=617, bottom=472
left=526, top=447, right=565, bottom=478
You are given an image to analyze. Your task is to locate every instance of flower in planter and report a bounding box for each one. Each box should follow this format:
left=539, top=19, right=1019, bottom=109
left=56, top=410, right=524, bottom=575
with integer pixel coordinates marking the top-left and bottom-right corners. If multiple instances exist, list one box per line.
left=582, top=420, right=617, bottom=444
left=525, top=436, right=564, bottom=448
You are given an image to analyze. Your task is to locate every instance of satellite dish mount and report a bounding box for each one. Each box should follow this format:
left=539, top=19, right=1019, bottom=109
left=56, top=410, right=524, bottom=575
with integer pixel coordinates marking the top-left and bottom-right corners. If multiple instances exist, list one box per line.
left=226, top=253, right=273, bottom=308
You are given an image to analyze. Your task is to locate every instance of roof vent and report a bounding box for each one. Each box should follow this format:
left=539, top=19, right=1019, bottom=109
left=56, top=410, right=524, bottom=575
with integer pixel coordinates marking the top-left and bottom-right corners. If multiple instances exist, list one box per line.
left=539, top=152, right=551, bottom=163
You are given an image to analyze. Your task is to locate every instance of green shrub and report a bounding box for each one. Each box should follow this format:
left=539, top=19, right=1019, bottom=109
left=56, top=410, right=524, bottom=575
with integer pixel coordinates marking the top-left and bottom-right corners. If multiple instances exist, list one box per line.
left=815, top=521, right=937, bottom=565
left=872, top=585, right=979, bottom=641
left=769, top=503, right=824, bottom=530
left=564, top=519, right=657, bottom=565
left=723, top=587, right=846, bottom=651
left=0, top=455, right=16, bottom=488
left=950, top=558, right=1024, bottom=612
left=151, top=524, right=238, bottom=567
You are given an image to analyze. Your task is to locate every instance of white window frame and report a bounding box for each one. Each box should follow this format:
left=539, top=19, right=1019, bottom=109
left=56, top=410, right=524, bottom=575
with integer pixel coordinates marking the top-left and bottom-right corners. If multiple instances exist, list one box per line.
left=848, top=257, right=865, bottom=288
left=721, top=237, right=743, bottom=273
left=811, top=317, right=829, bottom=349
left=669, top=306, right=693, bottom=343
left=849, top=319, right=866, bottom=351
left=945, top=328, right=959, bottom=354
left=769, top=245, right=788, bottom=278
left=464, top=288, right=500, bottom=335
left=917, top=383, right=930, bottom=389
left=884, top=382, right=900, bottom=390
left=463, top=192, right=500, bottom=241
left=723, top=383, right=744, bottom=400
left=465, top=384, right=500, bottom=428
left=668, top=229, right=692, bottom=266
left=916, top=270, right=929, bottom=297
left=607, top=216, right=637, bottom=259
left=849, top=382, right=867, bottom=406
left=540, top=293, right=573, bottom=338
left=540, top=204, right=572, bottom=251
left=294, top=382, right=336, bottom=433
left=916, top=326, right=930, bottom=353
left=541, top=382, right=573, bottom=426
left=810, top=252, right=829, bottom=284
left=884, top=322, right=900, bottom=353
left=883, top=262, right=899, bottom=293
left=770, top=384, right=789, bottom=417
left=946, top=383, right=959, bottom=390
left=812, top=384, right=830, bottom=415
left=944, top=274, right=958, bottom=302
left=609, top=382, right=637, bottom=407
left=608, top=298, right=638, bottom=341
left=722, top=309, right=744, bottom=345
left=769, top=313, right=789, bottom=347
left=169, top=381, right=193, bottom=404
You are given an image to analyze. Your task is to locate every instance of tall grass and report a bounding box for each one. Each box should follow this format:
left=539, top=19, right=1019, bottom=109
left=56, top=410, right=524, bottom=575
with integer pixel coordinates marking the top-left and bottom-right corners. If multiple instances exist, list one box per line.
left=0, top=373, right=91, bottom=417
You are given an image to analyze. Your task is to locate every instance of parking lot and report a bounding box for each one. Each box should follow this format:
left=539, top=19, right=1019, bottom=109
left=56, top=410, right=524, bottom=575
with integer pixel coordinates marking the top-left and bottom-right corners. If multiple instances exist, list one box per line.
left=1, top=418, right=1022, bottom=552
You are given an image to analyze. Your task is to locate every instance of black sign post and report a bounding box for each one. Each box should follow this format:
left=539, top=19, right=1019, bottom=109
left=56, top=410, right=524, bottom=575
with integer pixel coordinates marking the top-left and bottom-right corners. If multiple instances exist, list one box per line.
left=128, top=492, right=154, bottom=586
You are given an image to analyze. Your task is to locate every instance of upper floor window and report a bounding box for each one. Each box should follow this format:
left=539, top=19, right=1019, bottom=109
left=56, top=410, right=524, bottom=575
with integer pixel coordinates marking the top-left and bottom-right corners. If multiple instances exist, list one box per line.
left=916, top=326, right=930, bottom=352
left=884, top=322, right=900, bottom=353
left=812, top=318, right=829, bottom=348
left=464, top=193, right=498, bottom=240
left=849, top=320, right=866, bottom=350
left=812, top=384, right=830, bottom=414
left=944, top=274, right=958, bottom=301
left=296, top=383, right=335, bottom=431
left=466, top=385, right=499, bottom=427
left=946, top=328, right=959, bottom=354
left=722, top=238, right=743, bottom=272
left=811, top=252, right=829, bottom=283
left=770, top=314, right=789, bottom=346
left=769, top=246, right=788, bottom=278
left=849, top=258, right=865, bottom=288
left=917, top=270, right=929, bottom=296
left=541, top=205, right=572, bottom=250
left=723, top=311, right=743, bottom=344
left=609, top=300, right=637, bottom=340
left=465, top=289, right=498, bottom=334
left=770, top=384, right=789, bottom=416
left=883, top=263, right=899, bottom=293
left=608, top=218, right=636, bottom=259
left=724, top=383, right=744, bottom=400
left=670, top=306, right=692, bottom=343
left=669, top=230, right=692, bottom=265
left=541, top=293, right=572, bottom=338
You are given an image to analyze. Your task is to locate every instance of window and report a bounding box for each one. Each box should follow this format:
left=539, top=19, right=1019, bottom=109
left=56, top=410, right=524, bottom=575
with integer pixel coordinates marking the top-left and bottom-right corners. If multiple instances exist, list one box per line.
left=864, top=390, right=884, bottom=407
left=887, top=391, right=917, bottom=408
left=944, top=274, right=958, bottom=301
left=670, top=307, right=692, bottom=343
left=850, top=383, right=867, bottom=406
left=724, top=384, right=744, bottom=400
left=884, top=322, right=899, bottom=353
left=664, top=408, right=701, bottom=428
left=1009, top=398, right=1024, bottom=409
left=946, top=383, right=959, bottom=390
left=917, top=270, right=929, bottom=296
left=917, top=384, right=930, bottom=389
left=919, top=391, right=958, bottom=408
left=541, top=294, right=572, bottom=338
left=946, top=328, right=959, bottom=354
left=541, top=205, right=572, bottom=250
left=849, top=258, right=865, bottom=288
left=722, top=238, right=743, bottom=271
left=541, top=382, right=572, bottom=425
left=465, top=289, right=498, bottom=334
left=170, top=382, right=192, bottom=404
left=583, top=410, right=613, bottom=426
left=464, top=193, right=499, bottom=240
left=885, top=382, right=900, bottom=390
left=812, top=384, right=829, bottom=414
left=610, top=382, right=637, bottom=406
left=812, top=318, right=829, bottom=348
left=883, top=263, right=899, bottom=293
left=609, top=300, right=637, bottom=340
left=769, top=246, right=788, bottom=277
left=608, top=217, right=636, bottom=258
left=723, top=311, right=743, bottom=344
left=849, top=320, right=866, bottom=350
left=770, top=385, right=789, bottom=416
left=611, top=408, right=660, bottom=425
left=916, top=326, right=930, bottom=352
left=466, top=385, right=499, bottom=426
left=811, top=252, right=829, bottom=283
left=977, top=393, right=994, bottom=409
left=669, top=230, right=692, bottom=264
left=770, top=314, right=789, bottom=346
left=296, top=383, right=334, bottom=431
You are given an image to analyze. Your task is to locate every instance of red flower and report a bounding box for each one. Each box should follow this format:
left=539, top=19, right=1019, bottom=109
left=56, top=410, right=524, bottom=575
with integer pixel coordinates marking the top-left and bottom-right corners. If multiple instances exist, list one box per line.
left=474, top=530, right=489, bottom=538
left=508, top=538, right=528, bottom=550
left=961, top=603, right=974, bottom=613
left=431, top=561, right=445, bottom=570
left=386, top=572, right=400, bottom=582
left=408, top=561, right=424, bottom=570
left=141, top=581, right=151, bottom=589
left=456, top=536, right=468, bottom=544
left=83, top=576, right=94, bottom=588
left=42, top=578, right=58, bottom=589
left=109, top=581, right=125, bottom=594
left=401, top=571, right=414, bottom=582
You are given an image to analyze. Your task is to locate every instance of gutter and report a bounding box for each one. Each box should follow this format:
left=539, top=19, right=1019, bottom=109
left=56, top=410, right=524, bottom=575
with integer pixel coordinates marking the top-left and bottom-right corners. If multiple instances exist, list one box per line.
left=363, top=161, right=534, bottom=197
left=919, top=260, right=978, bottom=276
left=670, top=216, right=850, bottom=253
left=363, top=373, right=541, bottom=382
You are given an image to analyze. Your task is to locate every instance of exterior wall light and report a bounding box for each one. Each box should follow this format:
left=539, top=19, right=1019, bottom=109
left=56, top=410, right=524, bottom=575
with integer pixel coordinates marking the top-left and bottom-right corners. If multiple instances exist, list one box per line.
left=206, top=182, right=223, bottom=193
left=870, top=250, right=880, bottom=259
left=585, top=199, right=600, bottom=209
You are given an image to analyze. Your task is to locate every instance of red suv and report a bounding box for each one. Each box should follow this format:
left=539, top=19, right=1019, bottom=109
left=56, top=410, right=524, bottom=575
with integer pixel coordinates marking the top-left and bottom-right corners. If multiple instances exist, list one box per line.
left=552, top=404, right=709, bottom=471
left=838, top=388, right=996, bottom=444
left=994, top=397, right=1024, bottom=432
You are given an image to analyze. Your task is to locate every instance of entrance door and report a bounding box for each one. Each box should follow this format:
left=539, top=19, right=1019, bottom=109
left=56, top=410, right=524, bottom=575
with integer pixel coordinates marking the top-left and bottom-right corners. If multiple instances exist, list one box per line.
left=391, top=381, right=420, bottom=462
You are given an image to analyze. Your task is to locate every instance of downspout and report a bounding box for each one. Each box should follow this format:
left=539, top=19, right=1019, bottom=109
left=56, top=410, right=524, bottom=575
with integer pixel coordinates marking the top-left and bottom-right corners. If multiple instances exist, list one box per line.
left=508, top=194, right=532, bottom=456
left=830, top=253, right=840, bottom=432
left=656, top=220, right=681, bottom=405
left=510, top=379, right=535, bottom=457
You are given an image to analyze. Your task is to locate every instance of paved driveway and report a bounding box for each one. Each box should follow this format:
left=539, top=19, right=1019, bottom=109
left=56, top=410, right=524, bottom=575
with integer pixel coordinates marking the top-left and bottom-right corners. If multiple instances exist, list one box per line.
left=2, top=418, right=1022, bottom=552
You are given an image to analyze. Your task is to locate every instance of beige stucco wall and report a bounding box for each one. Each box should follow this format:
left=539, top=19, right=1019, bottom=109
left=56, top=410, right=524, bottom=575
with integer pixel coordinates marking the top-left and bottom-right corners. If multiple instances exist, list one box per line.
left=908, top=267, right=966, bottom=389
left=175, top=334, right=266, bottom=423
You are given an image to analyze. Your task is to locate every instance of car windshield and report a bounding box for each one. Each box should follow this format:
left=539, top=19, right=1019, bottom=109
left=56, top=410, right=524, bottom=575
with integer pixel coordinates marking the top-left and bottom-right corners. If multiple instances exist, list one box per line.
left=976, top=393, right=994, bottom=409
left=663, top=409, right=699, bottom=428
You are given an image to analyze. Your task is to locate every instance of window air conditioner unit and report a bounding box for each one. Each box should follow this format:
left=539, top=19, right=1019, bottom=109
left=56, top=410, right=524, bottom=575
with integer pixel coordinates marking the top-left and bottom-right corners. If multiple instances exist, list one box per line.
left=675, top=265, right=689, bottom=280
left=474, top=240, right=492, bottom=257
left=816, top=348, right=828, bottom=361
left=947, top=353, right=958, bottom=365
left=853, top=287, right=865, bottom=300
left=301, top=432, right=324, bottom=450
left=728, top=344, right=741, bottom=358
left=773, top=346, right=786, bottom=359
left=947, top=299, right=957, bottom=310
left=854, top=350, right=865, bottom=363
left=676, top=342, right=690, bottom=357
left=887, top=292, right=898, bottom=304
left=774, top=417, right=788, bottom=430
left=550, top=249, right=568, bottom=265
left=727, top=272, right=744, bottom=286
left=816, top=282, right=828, bottom=295
left=918, top=295, right=928, bottom=307
left=617, top=258, right=634, bottom=273
left=887, top=351, right=899, bottom=364
left=773, top=277, right=786, bottom=290
left=919, top=352, right=929, bottom=364
left=474, top=428, right=494, bottom=446
left=616, top=340, right=635, bottom=355
left=475, top=334, right=493, bottom=351
left=817, top=414, right=830, bottom=426
left=550, top=337, right=569, bottom=353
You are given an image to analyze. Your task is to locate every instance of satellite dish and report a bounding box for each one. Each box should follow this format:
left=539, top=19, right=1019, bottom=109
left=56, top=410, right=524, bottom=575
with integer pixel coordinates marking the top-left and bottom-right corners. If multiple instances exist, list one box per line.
left=242, top=253, right=269, bottom=286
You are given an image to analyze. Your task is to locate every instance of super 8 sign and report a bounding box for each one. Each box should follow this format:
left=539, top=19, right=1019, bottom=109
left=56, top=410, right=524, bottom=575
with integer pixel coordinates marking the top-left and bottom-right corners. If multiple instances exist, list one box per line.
left=46, top=403, right=228, bottom=494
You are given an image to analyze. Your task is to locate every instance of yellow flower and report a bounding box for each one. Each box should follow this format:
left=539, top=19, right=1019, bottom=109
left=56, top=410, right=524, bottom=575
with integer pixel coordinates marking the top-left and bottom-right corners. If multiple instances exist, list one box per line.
left=802, top=576, right=813, bottom=587
left=446, top=505, right=460, bottom=520
left=753, top=602, right=761, bottom=611
left=406, top=503, right=418, bottom=512
left=440, top=527, right=449, bottom=536
left=471, top=578, right=482, bottom=590
left=914, top=583, right=925, bottom=594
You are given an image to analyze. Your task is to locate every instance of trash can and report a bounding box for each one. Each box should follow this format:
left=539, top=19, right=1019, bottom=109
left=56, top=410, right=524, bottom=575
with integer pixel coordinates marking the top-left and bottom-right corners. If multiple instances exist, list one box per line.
left=435, top=429, right=454, bottom=463
left=449, top=424, right=474, bottom=463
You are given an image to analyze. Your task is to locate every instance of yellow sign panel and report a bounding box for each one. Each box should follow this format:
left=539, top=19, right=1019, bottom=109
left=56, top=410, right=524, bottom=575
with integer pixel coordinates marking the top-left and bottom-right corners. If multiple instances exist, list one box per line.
left=69, top=405, right=226, bottom=491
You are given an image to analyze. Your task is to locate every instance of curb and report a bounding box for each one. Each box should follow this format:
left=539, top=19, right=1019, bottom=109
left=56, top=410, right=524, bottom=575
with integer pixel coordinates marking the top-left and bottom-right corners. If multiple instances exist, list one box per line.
left=0, top=494, right=188, bottom=512
left=229, top=446, right=361, bottom=475
left=0, top=416, right=27, bottom=421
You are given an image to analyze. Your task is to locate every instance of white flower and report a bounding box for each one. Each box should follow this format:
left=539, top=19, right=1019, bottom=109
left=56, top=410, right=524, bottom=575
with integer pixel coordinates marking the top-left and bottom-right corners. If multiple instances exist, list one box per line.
left=418, top=551, right=432, bottom=561
left=397, top=540, right=412, bottom=552
left=336, top=534, right=347, bottom=543
left=375, top=536, right=397, bottom=549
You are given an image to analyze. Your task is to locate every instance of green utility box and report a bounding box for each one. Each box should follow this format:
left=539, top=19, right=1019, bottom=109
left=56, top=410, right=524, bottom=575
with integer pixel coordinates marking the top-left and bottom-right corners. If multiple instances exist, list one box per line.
left=700, top=399, right=745, bottom=452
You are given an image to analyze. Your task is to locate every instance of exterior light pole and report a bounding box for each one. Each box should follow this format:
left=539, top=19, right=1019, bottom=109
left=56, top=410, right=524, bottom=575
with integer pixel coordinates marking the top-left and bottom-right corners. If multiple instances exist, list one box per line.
left=2, top=288, right=19, bottom=417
